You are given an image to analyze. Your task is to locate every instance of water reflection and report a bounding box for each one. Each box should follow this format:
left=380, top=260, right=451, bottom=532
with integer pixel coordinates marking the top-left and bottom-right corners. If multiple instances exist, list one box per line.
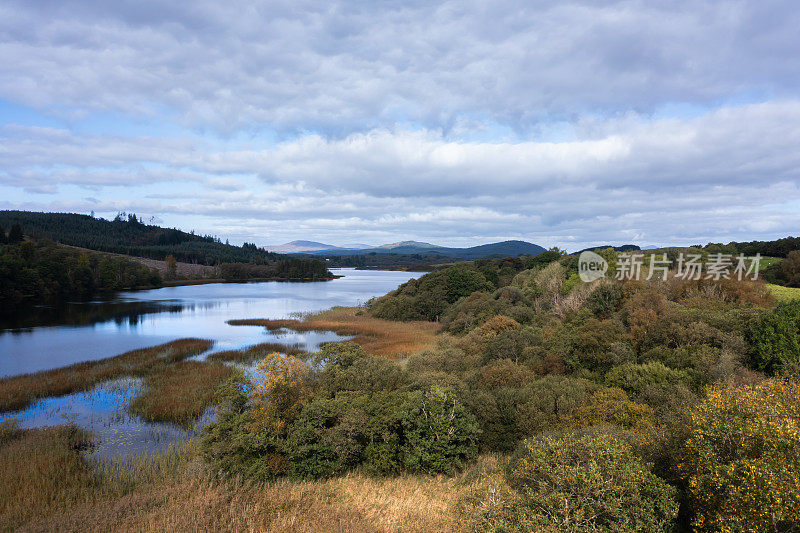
left=0, top=269, right=422, bottom=458
left=3, top=329, right=350, bottom=459
left=6, top=378, right=209, bottom=459
left=1, top=269, right=421, bottom=377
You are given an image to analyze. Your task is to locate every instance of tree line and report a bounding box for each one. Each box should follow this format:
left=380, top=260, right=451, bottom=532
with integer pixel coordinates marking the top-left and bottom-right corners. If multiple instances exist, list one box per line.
left=0, top=238, right=162, bottom=308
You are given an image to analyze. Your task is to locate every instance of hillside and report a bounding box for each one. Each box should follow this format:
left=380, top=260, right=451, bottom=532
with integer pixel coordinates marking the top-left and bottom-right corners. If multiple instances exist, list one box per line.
left=309, top=239, right=546, bottom=260
left=0, top=211, right=333, bottom=281
left=0, top=211, right=285, bottom=266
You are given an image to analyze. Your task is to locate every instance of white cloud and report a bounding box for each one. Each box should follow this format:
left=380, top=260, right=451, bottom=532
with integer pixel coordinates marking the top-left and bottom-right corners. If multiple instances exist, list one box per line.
left=2, top=101, right=800, bottom=248
left=1, top=1, right=799, bottom=132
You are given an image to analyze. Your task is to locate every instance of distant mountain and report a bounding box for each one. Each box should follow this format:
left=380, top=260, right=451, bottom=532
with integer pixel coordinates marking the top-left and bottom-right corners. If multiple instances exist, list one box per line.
left=305, top=239, right=546, bottom=260
left=377, top=241, right=442, bottom=250
left=265, top=240, right=342, bottom=253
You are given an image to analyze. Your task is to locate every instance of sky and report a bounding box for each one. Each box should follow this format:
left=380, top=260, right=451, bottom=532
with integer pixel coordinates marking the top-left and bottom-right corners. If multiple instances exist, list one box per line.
left=1, top=0, right=800, bottom=251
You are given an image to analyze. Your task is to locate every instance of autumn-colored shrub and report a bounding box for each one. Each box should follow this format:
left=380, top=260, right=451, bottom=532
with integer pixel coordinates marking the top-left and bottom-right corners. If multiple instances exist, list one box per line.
left=678, top=380, right=800, bottom=532
left=568, top=387, right=655, bottom=430
left=477, top=359, right=536, bottom=389
left=479, top=315, right=521, bottom=337
left=251, top=352, right=312, bottom=436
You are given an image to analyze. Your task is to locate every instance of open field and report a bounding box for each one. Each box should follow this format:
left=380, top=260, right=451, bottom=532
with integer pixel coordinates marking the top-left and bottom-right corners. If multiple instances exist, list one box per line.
left=0, top=423, right=479, bottom=532
left=0, top=339, right=212, bottom=413
left=61, top=243, right=215, bottom=278
left=229, top=306, right=440, bottom=359
left=767, top=283, right=800, bottom=301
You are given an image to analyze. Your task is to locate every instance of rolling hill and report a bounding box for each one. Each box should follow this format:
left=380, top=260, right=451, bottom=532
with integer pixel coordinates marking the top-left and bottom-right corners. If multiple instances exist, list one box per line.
left=307, top=239, right=546, bottom=260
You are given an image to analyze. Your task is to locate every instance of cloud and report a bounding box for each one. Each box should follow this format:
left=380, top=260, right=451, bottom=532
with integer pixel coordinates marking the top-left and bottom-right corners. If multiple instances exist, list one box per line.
left=1, top=1, right=799, bottom=132
left=2, top=1, right=800, bottom=249
left=2, top=101, right=800, bottom=249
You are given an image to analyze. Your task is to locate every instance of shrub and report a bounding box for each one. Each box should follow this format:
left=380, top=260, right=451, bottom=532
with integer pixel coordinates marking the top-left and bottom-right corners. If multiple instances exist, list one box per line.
left=488, top=432, right=679, bottom=532
left=514, top=376, right=597, bottom=437
left=568, top=387, right=655, bottom=430
left=250, top=352, right=312, bottom=436
left=605, top=362, right=690, bottom=396
left=398, top=387, right=480, bottom=475
left=678, top=380, right=800, bottom=532
left=200, top=376, right=288, bottom=479
left=748, top=300, right=800, bottom=374
left=562, top=318, right=630, bottom=372
left=287, top=386, right=479, bottom=478
left=586, top=281, right=624, bottom=318
left=285, top=394, right=369, bottom=479
left=316, top=350, right=405, bottom=396
left=464, top=387, right=524, bottom=452
left=477, top=359, right=537, bottom=389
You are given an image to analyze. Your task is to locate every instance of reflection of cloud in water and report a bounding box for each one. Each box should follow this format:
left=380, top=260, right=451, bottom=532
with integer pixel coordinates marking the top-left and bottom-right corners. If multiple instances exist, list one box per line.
left=1, top=270, right=420, bottom=377
left=4, top=378, right=209, bottom=460
left=2, top=333, right=349, bottom=461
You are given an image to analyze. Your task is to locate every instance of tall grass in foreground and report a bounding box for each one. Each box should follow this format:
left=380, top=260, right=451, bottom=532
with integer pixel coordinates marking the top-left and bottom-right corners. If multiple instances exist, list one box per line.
left=0, top=338, right=212, bottom=413
left=129, top=361, right=236, bottom=426
left=0, top=424, right=474, bottom=532
left=229, top=306, right=439, bottom=360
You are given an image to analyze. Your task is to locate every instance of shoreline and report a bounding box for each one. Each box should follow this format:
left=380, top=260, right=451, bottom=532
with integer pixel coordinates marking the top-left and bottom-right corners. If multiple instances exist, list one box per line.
left=131, top=274, right=341, bottom=290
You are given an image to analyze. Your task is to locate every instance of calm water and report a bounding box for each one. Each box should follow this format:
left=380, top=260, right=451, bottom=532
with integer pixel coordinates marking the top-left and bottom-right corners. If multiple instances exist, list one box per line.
left=0, top=268, right=420, bottom=377
left=0, top=268, right=420, bottom=457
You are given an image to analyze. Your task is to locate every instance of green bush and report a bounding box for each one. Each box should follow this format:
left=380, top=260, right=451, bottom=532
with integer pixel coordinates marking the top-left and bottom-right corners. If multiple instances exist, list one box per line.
left=514, top=376, right=597, bottom=437
left=286, top=387, right=479, bottom=479
left=315, top=343, right=405, bottom=396
left=398, top=387, right=480, bottom=475
left=200, top=376, right=288, bottom=480
left=503, top=432, right=678, bottom=532
left=749, top=300, right=800, bottom=374
left=605, top=362, right=690, bottom=396
left=285, top=394, right=371, bottom=479
left=586, top=282, right=624, bottom=318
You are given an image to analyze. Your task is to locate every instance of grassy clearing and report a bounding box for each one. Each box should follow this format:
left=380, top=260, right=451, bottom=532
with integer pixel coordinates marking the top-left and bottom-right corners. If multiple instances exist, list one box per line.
left=0, top=425, right=476, bottom=532
left=229, top=306, right=439, bottom=360
left=0, top=338, right=212, bottom=413
left=207, top=342, right=307, bottom=363
left=767, top=283, right=800, bottom=302
left=129, top=361, right=236, bottom=427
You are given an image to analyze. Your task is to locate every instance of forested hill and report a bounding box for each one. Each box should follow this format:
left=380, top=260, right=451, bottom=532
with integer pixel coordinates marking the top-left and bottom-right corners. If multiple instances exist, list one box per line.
left=0, top=210, right=282, bottom=266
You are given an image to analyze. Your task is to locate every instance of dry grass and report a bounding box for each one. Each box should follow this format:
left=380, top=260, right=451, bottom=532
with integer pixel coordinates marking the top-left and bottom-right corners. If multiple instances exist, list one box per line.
left=129, top=361, right=236, bottom=427
left=0, top=339, right=213, bottom=413
left=229, top=306, right=439, bottom=360
left=207, top=342, right=307, bottom=363
left=0, top=426, right=478, bottom=532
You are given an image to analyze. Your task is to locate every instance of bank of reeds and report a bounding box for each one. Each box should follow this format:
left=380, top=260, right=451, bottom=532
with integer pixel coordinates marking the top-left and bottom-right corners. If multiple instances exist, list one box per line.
left=207, top=342, right=307, bottom=363
left=229, top=307, right=439, bottom=359
left=0, top=338, right=212, bottom=413
left=129, top=361, right=236, bottom=426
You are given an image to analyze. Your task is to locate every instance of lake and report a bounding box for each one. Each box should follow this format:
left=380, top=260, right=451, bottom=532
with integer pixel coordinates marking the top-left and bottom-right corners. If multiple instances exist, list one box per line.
left=0, top=268, right=421, bottom=377
left=0, top=268, right=421, bottom=457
